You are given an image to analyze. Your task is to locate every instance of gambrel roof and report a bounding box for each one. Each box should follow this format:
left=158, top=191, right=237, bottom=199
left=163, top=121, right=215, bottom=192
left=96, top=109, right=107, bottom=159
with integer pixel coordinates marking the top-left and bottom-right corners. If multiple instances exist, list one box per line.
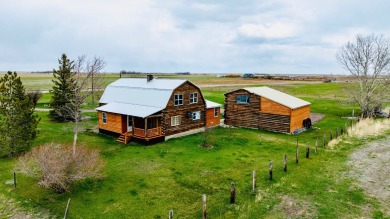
left=96, top=78, right=197, bottom=118
left=227, top=86, right=310, bottom=109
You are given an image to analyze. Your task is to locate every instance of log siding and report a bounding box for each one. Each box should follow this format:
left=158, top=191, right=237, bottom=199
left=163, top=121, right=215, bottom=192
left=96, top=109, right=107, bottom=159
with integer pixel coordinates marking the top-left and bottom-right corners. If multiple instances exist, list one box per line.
left=163, top=81, right=206, bottom=136
left=98, top=111, right=123, bottom=134
left=224, top=89, right=310, bottom=133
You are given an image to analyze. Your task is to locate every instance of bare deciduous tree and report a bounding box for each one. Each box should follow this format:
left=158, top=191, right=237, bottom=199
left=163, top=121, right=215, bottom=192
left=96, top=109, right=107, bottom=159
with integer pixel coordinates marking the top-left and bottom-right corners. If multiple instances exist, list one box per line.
left=337, top=34, right=390, bottom=118
left=27, top=90, right=42, bottom=107
left=57, top=56, right=106, bottom=156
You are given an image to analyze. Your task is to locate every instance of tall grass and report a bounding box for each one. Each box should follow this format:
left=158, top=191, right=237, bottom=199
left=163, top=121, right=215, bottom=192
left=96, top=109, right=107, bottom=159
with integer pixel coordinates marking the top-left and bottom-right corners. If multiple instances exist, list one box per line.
left=348, top=118, right=390, bottom=138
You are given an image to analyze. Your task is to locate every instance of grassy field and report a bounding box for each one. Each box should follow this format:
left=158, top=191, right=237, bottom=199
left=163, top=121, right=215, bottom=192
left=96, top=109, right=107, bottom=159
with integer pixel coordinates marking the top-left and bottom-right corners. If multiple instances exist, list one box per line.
left=0, top=75, right=389, bottom=218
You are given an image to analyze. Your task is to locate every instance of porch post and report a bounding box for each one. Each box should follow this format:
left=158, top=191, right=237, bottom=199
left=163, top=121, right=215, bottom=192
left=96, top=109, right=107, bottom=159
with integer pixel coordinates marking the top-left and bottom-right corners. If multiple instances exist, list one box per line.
left=144, top=117, right=147, bottom=138
left=132, top=116, right=135, bottom=135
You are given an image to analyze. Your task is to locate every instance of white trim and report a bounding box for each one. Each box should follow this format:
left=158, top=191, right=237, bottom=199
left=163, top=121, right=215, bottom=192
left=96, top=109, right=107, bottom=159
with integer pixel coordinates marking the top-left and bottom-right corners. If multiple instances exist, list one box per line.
left=102, top=112, right=107, bottom=124
left=189, top=92, right=198, bottom=104
left=174, top=94, right=184, bottom=106
left=171, top=115, right=181, bottom=126
left=214, top=108, right=219, bottom=117
left=192, top=111, right=201, bottom=120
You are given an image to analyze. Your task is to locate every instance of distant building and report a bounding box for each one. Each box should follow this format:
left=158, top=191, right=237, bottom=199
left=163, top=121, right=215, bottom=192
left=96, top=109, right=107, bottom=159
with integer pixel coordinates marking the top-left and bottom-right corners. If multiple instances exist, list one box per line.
left=242, top=73, right=254, bottom=78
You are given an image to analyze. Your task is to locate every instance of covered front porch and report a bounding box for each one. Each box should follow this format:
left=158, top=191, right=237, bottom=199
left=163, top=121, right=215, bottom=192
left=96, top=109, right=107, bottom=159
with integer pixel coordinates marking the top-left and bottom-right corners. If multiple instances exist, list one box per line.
left=96, top=102, right=165, bottom=144
left=119, top=114, right=163, bottom=143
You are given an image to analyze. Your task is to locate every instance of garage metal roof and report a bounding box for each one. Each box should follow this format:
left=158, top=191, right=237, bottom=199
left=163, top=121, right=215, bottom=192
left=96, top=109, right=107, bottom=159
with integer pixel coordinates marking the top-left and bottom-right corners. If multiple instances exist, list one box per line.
left=244, top=86, right=310, bottom=109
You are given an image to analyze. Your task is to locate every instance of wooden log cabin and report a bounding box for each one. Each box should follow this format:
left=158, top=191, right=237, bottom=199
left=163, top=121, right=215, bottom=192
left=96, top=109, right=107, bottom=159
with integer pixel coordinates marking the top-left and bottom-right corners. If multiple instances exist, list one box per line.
left=224, top=86, right=311, bottom=134
left=96, top=75, right=221, bottom=143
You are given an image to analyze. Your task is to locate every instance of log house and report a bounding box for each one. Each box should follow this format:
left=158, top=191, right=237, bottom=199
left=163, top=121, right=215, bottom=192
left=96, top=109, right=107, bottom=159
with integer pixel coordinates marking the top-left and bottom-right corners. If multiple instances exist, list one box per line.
left=96, top=75, right=220, bottom=143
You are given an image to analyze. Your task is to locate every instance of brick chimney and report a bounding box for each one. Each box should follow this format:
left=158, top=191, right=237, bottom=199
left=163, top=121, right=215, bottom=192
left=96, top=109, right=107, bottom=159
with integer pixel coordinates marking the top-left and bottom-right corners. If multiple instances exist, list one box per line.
left=147, top=74, right=154, bottom=82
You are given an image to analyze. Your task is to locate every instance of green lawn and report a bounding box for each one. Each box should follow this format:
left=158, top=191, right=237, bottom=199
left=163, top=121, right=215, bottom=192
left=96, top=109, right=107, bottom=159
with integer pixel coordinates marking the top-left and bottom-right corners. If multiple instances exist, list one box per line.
left=0, top=82, right=389, bottom=218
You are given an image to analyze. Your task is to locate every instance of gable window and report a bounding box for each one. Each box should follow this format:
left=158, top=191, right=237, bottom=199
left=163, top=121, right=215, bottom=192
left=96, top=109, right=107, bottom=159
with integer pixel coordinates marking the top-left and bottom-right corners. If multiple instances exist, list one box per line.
left=171, top=116, right=181, bottom=126
left=236, top=95, right=249, bottom=104
left=102, top=112, right=107, bottom=124
left=214, top=108, right=219, bottom=117
left=189, top=92, right=198, bottom=104
left=174, top=94, right=183, bottom=106
left=192, top=111, right=201, bottom=120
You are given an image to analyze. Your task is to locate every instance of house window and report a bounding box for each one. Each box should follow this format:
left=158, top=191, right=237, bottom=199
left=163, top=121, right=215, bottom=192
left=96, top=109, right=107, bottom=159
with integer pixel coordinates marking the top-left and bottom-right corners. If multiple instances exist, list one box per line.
left=236, top=95, right=249, bottom=104
left=171, top=116, right=181, bottom=126
left=102, top=112, right=107, bottom=124
left=189, top=92, right=198, bottom=104
left=214, top=108, right=219, bottom=117
left=192, top=111, right=201, bottom=120
left=174, top=94, right=183, bottom=106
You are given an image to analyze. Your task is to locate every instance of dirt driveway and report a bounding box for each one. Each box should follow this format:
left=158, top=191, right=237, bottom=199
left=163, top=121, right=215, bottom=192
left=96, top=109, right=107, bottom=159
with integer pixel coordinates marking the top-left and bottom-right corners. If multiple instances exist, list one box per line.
left=348, top=136, right=390, bottom=215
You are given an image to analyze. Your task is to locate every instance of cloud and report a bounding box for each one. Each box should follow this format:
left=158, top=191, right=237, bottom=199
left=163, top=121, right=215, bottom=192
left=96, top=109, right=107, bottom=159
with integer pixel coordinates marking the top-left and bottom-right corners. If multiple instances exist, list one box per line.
left=0, top=0, right=389, bottom=73
left=238, top=22, right=300, bottom=39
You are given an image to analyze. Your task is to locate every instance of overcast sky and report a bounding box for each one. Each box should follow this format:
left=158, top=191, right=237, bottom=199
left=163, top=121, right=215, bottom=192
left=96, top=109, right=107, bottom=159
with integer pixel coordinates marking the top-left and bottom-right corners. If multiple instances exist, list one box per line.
left=0, top=0, right=389, bottom=74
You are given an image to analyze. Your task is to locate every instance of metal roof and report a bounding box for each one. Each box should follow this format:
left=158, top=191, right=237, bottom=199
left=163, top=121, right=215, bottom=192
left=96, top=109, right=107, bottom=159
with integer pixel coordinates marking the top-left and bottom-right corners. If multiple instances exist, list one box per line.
left=99, top=78, right=187, bottom=108
left=96, top=102, right=164, bottom=118
left=97, top=78, right=187, bottom=117
left=243, top=86, right=310, bottom=109
left=205, top=100, right=221, bottom=109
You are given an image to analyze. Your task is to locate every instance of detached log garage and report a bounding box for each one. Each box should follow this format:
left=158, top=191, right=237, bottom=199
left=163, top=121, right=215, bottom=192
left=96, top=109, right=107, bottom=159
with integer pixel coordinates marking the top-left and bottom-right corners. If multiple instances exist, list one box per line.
left=224, top=86, right=311, bottom=133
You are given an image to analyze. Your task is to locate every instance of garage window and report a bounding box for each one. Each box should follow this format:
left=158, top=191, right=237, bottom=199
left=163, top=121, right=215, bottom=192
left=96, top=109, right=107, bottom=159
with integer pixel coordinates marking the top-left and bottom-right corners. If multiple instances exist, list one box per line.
left=236, top=95, right=249, bottom=104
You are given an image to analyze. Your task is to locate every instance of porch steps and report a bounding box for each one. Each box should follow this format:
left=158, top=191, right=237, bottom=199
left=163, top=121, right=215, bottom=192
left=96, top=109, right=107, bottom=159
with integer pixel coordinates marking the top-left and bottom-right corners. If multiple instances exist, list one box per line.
left=117, top=133, right=132, bottom=144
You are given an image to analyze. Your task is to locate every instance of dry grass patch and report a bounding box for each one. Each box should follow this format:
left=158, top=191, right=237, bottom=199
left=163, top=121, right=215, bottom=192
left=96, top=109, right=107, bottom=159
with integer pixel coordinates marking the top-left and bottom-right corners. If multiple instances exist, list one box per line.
left=0, top=194, right=52, bottom=219
left=272, top=195, right=317, bottom=219
left=347, top=118, right=390, bottom=138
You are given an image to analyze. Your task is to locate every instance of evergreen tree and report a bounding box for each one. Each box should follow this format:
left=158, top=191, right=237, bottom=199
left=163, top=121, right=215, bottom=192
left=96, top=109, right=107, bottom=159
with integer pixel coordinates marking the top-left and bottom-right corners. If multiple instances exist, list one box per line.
left=0, top=71, right=40, bottom=156
left=49, top=54, right=76, bottom=122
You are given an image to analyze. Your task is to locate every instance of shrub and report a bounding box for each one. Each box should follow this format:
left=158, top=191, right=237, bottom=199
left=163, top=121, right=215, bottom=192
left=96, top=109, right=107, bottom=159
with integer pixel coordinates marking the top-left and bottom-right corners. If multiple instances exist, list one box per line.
left=17, top=143, right=105, bottom=193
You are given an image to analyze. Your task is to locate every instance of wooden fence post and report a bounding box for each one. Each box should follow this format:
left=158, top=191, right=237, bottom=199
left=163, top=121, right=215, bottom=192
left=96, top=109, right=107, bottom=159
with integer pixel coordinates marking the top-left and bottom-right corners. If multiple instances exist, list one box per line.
left=169, top=210, right=173, bottom=219
left=336, top=128, right=339, bottom=139
left=315, top=138, right=318, bottom=154
left=252, top=170, right=256, bottom=191
left=330, top=132, right=333, bottom=141
left=64, top=198, right=71, bottom=219
left=306, top=143, right=310, bottom=158
left=323, top=134, right=326, bottom=148
left=13, top=171, right=16, bottom=189
left=230, top=182, right=236, bottom=204
left=202, top=194, right=207, bottom=219
left=283, top=154, right=287, bottom=172
left=269, top=161, right=273, bottom=180
left=352, top=109, right=354, bottom=118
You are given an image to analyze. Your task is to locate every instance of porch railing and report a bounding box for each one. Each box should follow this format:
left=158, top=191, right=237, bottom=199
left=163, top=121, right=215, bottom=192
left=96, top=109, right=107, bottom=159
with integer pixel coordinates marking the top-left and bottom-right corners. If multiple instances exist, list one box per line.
left=133, top=127, right=162, bottom=139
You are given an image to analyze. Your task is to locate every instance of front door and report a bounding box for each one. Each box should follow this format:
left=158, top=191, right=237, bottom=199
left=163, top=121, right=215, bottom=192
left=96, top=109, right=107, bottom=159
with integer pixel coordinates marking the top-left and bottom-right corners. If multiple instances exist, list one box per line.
left=127, top=116, right=133, bottom=132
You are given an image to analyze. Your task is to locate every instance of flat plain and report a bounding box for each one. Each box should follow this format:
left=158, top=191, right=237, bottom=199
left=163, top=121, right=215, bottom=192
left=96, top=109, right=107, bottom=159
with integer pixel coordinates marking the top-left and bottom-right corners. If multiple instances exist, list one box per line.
left=0, top=73, right=389, bottom=218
